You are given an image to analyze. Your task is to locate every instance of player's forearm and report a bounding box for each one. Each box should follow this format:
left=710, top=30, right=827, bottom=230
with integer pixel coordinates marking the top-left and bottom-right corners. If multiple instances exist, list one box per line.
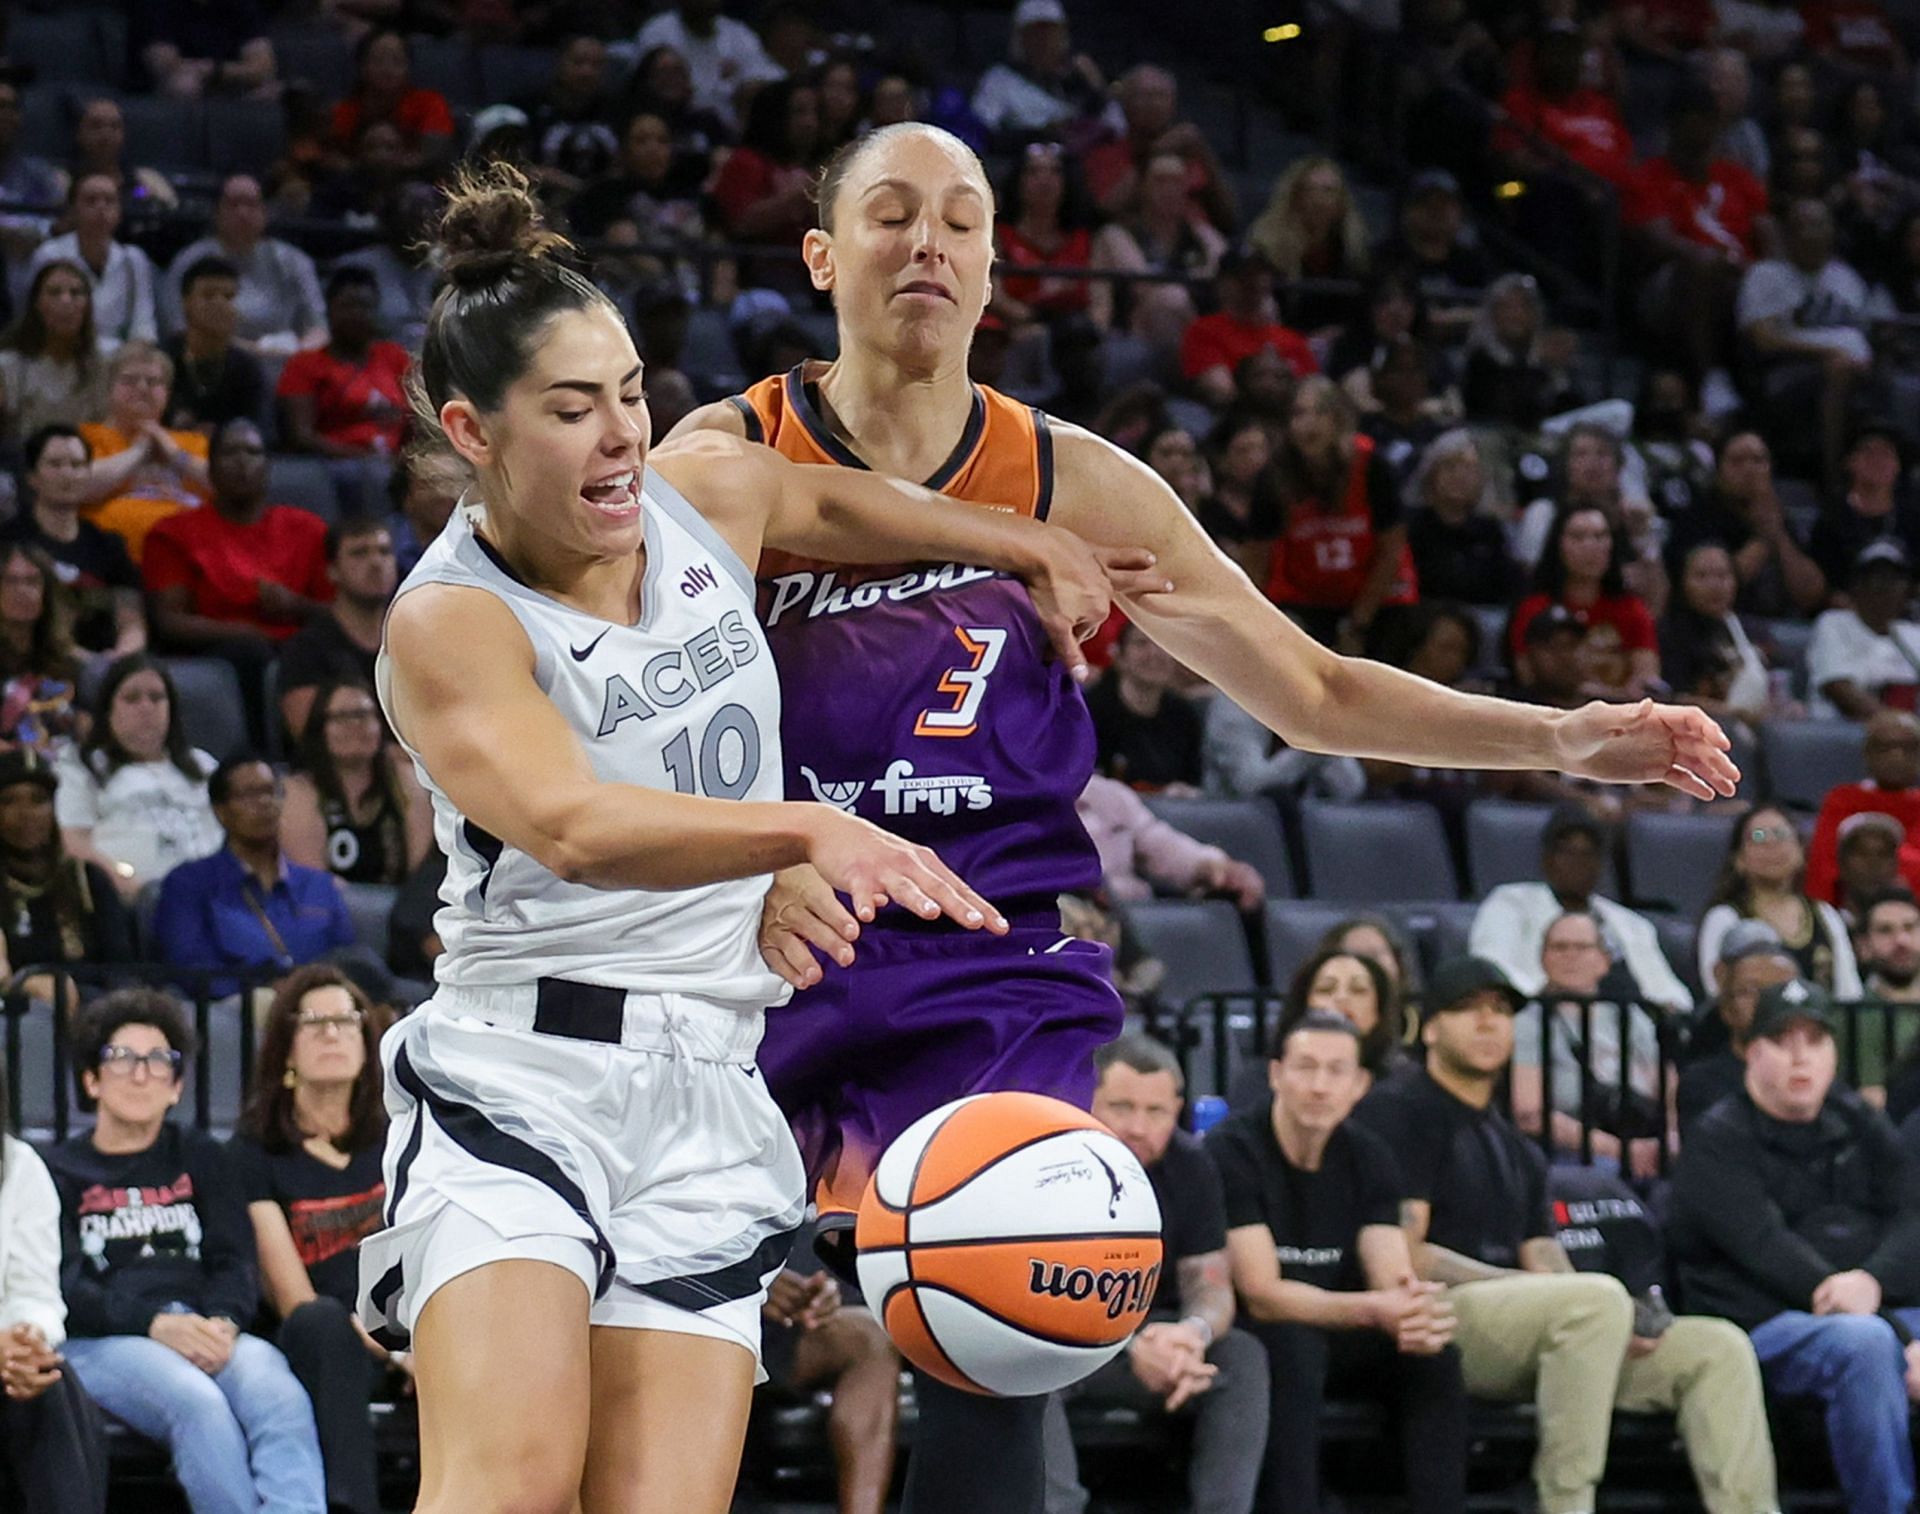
left=529, top=788, right=819, bottom=890
left=779, top=467, right=1057, bottom=580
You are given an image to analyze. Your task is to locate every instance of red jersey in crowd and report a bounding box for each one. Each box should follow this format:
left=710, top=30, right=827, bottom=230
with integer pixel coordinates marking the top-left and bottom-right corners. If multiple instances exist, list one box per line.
left=1508, top=592, right=1658, bottom=664
left=143, top=505, right=332, bottom=642
left=1805, top=783, right=1920, bottom=903
left=1180, top=313, right=1318, bottom=383
left=329, top=89, right=454, bottom=146
left=1264, top=435, right=1417, bottom=610
left=1497, top=85, right=1637, bottom=189
left=276, top=342, right=412, bottom=455
left=1625, top=157, right=1769, bottom=260
left=995, top=224, right=1094, bottom=314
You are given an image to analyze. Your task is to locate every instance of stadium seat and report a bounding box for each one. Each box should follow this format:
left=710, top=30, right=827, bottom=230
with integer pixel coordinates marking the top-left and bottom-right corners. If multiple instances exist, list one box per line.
left=176, top=1000, right=249, bottom=1133
left=477, top=46, right=555, bottom=105
left=1118, top=898, right=1255, bottom=1005
left=1644, top=911, right=1702, bottom=1000
left=1142, top=794, right=1294, bottom=897
left=1466, top=799, right=1621, bottom=898
left=1300, top=799, right=1458, bottom=902
left=117, top=96, right=207, bottom=172
left=17, top=86, right=68, bottom=163
left=680, top=306, right=744, bottom=390
left=205, top=99, right=288, bottom=177
left=1625, top=810, right=1737, bottom=916
left=269, top=28, right=356, bottom=97
left=407, top=35, right=480, bottom=106
left=1262, top=898, right=1358, bottom=987
left=1385, top=899, right=1480, bottom=978
left=1469, top=604, right=1510, bottom=676
left=6, top=998, right=62, bottom=1139
left=269, top=454, right=342, bottom=525
left=339, top=882, right=398, bottom=959
left=1763, top=719, right=1865, bottom=810
left=12, top=14, right=111, bottom=84
left=161, top=657, right=248, bottom=762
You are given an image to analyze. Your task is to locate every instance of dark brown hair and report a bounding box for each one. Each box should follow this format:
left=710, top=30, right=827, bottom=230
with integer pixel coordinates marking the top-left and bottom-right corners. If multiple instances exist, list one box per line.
left=6, top=258, right=98, bottom=369
left=239, top=964, right=389, bottom=1154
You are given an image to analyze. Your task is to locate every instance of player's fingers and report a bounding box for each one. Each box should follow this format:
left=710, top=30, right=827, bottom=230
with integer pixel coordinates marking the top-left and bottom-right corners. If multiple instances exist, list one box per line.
left=1662, top=764, right=1716, bottom=801
left=783, top=905, right=857, bottom=966
left=761, top=936, right=822, bottom=990
left=907, top=855, right=1008, bottom=933
left=1040, top=611, right=1092, bottom=682
left=1105, top=565, right=1177, bottom=597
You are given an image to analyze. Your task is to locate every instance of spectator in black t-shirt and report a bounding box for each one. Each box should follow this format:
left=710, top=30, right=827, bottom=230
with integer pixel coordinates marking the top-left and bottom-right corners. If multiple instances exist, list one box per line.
left=0, top=425, right=143, bottom=658
left=42, top=990, right=325, bottom=1513
left=163, top=257, right=268, bottom=438
left=1044, top=1036, right=1266, bottom=1514
left=1195, top=412, right=1280, bottom=582
left=1085, top=623, right=1205, bottom=789
left=1211, top=1010, right=1467, bottom=1514
left=1372, top=170, right=1495, bottom=336
left=1809, top=421, right=1920, bottom=595
left=1353, top=957, right=1778, bottom=1514
left=1405, top=429, right=1517, bottom=607
left=1664, top=430, right=1828, bottom=618
left=230, top=964, right=396, bottom=1514
left=520, top=35, right=621, bottom=199
left=277, top=516, right=398, bottom=745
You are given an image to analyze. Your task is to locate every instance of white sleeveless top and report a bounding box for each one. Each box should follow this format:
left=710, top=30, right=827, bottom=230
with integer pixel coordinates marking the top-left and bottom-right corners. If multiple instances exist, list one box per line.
left=378, top=477, right=790, bottom=1012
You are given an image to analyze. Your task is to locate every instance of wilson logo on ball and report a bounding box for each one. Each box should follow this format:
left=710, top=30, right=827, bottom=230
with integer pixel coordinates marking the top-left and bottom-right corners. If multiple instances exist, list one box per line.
left=1027, top=1259, right=1162, bottom=1320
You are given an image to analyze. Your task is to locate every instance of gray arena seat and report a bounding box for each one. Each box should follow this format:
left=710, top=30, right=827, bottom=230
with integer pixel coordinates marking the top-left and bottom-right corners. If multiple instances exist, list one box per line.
left=1117, top=899, right=1255, bottom=1005
left=1763, top=720, right=1865, bottom=810
left=1301, top=799, right=1458, bottom=902
left=339, top=882, right=398, bottom=959
left=117, top=96, right=207, bottom=172
left=1466, top=799, right=1620, bottom=898
left=269, top=454, right=343, bottom=525
left=205, top=99, right=288, bottom=177
left=1625, top=810, right=1737, bottom=917
left=1143, top=795, right=1294, bottom=897
left=1262, top=899, right=1359, bottom=987
left=161, top=657, right=248, bottom=762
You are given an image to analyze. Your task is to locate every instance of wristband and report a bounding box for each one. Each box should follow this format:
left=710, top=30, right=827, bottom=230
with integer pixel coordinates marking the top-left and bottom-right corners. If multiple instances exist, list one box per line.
left=1179, top=1314, right=1215, bottom=1348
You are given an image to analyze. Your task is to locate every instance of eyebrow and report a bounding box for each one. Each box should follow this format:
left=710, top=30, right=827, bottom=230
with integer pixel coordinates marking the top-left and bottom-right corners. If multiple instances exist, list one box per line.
left=862, top=178, right=986, bottom=201
left=544, top=362, right=644, bottom=396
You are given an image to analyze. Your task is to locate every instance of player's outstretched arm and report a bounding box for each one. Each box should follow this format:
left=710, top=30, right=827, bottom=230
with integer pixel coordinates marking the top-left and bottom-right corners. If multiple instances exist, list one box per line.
left=650, top=431, right=1168, bottom=681
left=1045, top=426, right=1738, bottom=801
left=383, top=582, right=1008, bottom=928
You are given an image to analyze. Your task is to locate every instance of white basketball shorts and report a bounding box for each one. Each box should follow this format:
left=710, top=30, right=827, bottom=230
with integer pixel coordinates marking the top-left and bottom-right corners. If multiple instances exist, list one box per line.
left=356, top=979, right=807, bottom=1369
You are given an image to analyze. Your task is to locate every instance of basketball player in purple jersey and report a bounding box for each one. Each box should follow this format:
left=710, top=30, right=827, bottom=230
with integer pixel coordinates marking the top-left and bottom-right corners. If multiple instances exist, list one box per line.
left=670, top=124, right=1738, bottom=1514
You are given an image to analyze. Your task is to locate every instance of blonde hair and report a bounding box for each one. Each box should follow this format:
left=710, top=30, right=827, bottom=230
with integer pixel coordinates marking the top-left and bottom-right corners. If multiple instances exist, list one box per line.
left=107, top=339, right=173, bottom=385
left=1248, top=156, right=1370, bottom=280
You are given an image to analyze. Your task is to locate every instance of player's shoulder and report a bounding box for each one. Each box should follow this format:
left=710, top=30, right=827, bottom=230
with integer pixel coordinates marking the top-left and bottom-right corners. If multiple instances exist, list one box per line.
left=385, top=578, right=533, bottom=675
left=666, top=396, right=754, bottom=442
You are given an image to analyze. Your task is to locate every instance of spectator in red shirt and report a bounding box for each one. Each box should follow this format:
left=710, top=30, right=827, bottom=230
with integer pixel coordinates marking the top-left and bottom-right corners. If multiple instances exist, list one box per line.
left=1180, top=247, right=1318, bottom=408
left=277, top=269, right=409, bottom=461
left=327, top=30, right=454, bottom=178
left=1806, top=710, right=1920, bottom=904
left=144, top=419, right=331, bottom=747
left=708, top=78, right=822, bottom=296
left=1509, top=504, right=1660, bottom=700
left=989, top=142, right=1094, bottom=331
left=1802, top=0, right=1909, bottom=75
left=1080, top=65, right=1234, bottom=231
left=1497, top=22, right=1637, bottom=190
left=1628, top=85, right=1771, bottom=380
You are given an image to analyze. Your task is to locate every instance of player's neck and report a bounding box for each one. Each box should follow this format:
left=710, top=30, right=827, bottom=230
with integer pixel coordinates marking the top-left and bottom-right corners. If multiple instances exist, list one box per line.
left=479, top=511, right=645, bottom=625
left=814, top=354, right=976, bottom=483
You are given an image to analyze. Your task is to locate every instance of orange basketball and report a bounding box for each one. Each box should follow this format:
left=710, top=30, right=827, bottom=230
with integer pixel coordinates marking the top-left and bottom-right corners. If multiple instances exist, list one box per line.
left=855, top=1092, right=1164, bottom=1396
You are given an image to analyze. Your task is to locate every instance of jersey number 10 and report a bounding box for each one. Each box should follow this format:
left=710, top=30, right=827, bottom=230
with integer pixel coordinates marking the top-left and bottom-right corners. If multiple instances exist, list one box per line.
left=662, top=703, right=762, bottom=800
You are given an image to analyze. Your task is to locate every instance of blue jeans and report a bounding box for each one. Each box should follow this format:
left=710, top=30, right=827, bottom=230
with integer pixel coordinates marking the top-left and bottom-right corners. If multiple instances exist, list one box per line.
left=61, top=1332, right=325, bottom=1514
left=1750, top=1307, right=1920, bottom=1514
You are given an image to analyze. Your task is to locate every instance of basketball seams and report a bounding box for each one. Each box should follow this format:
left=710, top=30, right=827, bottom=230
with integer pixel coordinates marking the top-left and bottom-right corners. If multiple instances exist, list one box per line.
left=907, top=1125, right=1107, bottom=1209
left=858, top=1229, right=1164, bottom=1257
left=882, top=1281, right=984, bottom=1393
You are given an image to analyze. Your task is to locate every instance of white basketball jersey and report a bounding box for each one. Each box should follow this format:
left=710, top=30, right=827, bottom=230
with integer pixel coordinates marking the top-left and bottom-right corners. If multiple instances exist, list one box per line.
left=378, top=476, right=790, bottom=1011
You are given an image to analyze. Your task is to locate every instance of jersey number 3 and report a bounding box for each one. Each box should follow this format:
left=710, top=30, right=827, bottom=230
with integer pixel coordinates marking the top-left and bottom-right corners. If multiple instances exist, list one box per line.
left=914, top=625, right=1008, bottom=739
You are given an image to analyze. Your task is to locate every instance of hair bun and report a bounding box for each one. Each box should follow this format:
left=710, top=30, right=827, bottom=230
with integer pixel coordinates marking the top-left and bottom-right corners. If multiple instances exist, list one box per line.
left=435, top=163, right=573, bottom=290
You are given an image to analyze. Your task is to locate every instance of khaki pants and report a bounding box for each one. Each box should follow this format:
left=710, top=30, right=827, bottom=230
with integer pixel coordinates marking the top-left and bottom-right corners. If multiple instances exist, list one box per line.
left=1450, top=1273, right=1777, bottom=1514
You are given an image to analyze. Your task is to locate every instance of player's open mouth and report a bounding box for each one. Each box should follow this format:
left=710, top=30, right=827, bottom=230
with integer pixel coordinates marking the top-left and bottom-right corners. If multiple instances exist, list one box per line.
left=581, top=471, right=640, bottom=517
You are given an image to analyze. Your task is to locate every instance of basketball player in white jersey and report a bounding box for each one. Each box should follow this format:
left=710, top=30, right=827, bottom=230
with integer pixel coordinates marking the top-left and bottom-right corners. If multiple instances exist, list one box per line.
left=357, top=166, right=1156, bottom=1514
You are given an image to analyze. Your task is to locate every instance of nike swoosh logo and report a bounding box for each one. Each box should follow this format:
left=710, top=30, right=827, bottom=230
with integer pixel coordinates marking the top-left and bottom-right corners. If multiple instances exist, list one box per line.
left=570, top=629, right=611, bottom=662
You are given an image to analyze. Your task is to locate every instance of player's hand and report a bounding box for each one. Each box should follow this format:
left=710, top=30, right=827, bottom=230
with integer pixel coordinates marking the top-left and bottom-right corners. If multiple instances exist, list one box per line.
left=800, top=808, right=1010, bottom=936
left=1022, top=531, right=1171, bottom=683
left=1551, top=700, right=1739, bottom=800
left=760, top=863, right=861, bottom=990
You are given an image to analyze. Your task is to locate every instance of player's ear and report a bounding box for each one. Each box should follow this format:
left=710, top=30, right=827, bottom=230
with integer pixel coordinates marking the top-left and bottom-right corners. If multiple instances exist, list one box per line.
left=803, top=228, right=835, bottom=294
left=440, top=399, right=492, bottom=470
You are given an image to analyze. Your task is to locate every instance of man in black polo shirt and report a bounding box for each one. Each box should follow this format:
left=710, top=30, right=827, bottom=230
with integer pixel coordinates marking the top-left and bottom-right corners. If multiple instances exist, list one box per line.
left=1042, top=1035, right=1266, bottom=1514
left=1354, top=957, right=1778, bottom=1514
left=0, top=425, right=144, bottom=657
left=1210, top=1010, right=1467, bottom=1514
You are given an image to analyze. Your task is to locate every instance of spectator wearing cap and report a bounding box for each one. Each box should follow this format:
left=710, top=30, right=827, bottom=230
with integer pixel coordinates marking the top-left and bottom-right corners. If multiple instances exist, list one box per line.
left=1699, top=801, right=1862, bottom=997
left=1180, top=248, right=1317, bottom=409
left=153, top=756, right=353, bottom=993
left=0, top=426, right=144, bottom=660
left=1677, top=921, right=1798, bottom=1136
left=631, top=0, right=783, bottom=136
left=969, top=0, right=1107, bottom=149
left=1355, top=956, right=1778, bottom=1514
left=1663, top=429, right=1827, bottom=619
left=1736, top=198, right=1892, bottom=489
left=1469, top=805, right=1695, bottom=1012
left=1512, top=910, right=1673, bottom=1177
left=1513, top=605, right=1597, bottom=713
left=1670, top=977, right=1920, bottom=1514
left=162, top=257, right=269, bottom=437
left=26, top=176, right=157, bottom=354
left=1208, top=1010, right=1466, bottom=1514
left=163, top=176, right=327, bottom=360
left=0, top=747, right=133, bottom=1010
left=1810, top=422, right=1920, bottom=592
left=1807, top=540, right=1920, bottom=720
left=1808, top=711, right=1920, bottom=904
left=1374, top=170, right=1496, bottom=337
left=1076, top=774, right=1265, bottom=913
left=129, top=0, right=276, bottom=99
left=1406, top=431, right=1519, bottom=608
left=1045, top=1036, right=1266, bottom=1514
left=1624, top=85, right=1770, bottom=385
left=1081, top=65, right=1234, bottom=230
left=1508, top=504, right=1660, bottom=702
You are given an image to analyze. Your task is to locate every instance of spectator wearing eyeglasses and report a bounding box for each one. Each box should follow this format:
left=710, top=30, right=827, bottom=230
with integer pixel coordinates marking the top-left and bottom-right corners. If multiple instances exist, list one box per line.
left=1697, top=803, right=1861, bottom=999
left=280, top=680, right=429, bottom=888
left=230, top=966, right=394, bottom=1514
left=74, top=342, right=210, bottom=566
left=153, top=757, right=354, bottom=994
left=42, top=989, right=326, bottom=1514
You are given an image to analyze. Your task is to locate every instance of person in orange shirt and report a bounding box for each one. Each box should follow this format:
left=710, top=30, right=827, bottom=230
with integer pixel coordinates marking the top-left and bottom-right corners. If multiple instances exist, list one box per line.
left=75, top=342, right=209, bottom=564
